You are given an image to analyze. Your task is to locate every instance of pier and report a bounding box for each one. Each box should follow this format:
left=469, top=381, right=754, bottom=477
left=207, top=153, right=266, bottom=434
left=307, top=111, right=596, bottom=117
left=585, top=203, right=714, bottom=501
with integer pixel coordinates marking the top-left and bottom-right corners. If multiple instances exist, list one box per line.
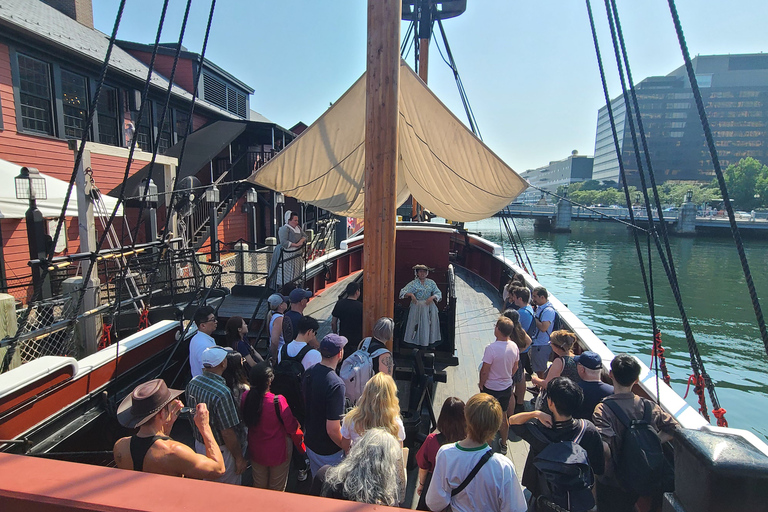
left=497, top=202, right=768, bottom=237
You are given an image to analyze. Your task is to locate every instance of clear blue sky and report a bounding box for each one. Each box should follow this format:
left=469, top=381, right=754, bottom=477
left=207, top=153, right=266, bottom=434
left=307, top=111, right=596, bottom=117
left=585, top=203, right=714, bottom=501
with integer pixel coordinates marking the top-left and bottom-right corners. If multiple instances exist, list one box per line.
left=93, top=0, right=768, bottom=173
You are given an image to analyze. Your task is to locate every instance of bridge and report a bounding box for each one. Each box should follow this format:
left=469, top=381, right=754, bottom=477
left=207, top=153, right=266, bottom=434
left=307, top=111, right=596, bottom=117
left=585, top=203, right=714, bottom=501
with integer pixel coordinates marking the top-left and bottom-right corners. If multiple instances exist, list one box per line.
left=496, top=204, right=768, bottom=237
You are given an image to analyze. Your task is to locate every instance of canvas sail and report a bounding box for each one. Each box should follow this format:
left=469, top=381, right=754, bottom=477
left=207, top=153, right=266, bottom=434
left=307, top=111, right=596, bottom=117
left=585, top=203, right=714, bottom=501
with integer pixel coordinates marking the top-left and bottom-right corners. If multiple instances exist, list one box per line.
left=248, top=61, right=527, bottom=222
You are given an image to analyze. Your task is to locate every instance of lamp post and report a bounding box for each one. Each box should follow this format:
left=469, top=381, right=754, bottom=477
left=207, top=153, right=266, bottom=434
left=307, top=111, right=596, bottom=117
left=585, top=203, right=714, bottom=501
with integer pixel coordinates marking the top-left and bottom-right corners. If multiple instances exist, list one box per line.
left=140, top=178, right=159, bottom=245
left=206, top=185, right=220, bottom=263
left=15, top=167, right=51, bottom=299
left=246, top=187, right=259, bottom=246
left=685, top=189, right=693, bottom=203
left=274, top=191, right=284, bottom=238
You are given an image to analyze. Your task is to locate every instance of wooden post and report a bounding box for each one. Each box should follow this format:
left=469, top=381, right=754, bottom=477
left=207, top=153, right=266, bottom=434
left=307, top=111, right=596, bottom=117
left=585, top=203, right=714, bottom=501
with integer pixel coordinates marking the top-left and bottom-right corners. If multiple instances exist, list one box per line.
left=411, top=39, right=429, bottom=221
left=363, top=0, right=400, bottom=348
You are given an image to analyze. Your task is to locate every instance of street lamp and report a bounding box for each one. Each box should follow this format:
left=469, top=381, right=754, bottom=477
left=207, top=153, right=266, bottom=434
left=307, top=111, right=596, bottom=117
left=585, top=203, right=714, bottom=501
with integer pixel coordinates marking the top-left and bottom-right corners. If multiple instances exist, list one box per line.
left=685, top=189, right=693, bottom=203
left=206, top=185, right=220, bottom=263
left=15, top=167, right=51, bottom=299
left=140, top=178, right=159, bottom=244
left=274, top=191, right=285, bottom=237
left=246, top=188, right=259, bottom=246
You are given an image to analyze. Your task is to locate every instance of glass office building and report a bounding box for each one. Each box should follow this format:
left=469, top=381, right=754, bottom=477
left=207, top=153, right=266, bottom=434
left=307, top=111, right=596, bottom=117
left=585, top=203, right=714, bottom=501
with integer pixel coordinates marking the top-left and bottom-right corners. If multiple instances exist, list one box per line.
left=592, top=54, right=768, bottom=186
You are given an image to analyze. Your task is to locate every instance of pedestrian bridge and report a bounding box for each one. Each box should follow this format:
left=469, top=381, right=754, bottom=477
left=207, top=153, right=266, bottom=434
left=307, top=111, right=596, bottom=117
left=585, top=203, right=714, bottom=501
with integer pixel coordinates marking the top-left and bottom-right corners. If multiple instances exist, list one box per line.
left=496, top=204, right=768, bottom=237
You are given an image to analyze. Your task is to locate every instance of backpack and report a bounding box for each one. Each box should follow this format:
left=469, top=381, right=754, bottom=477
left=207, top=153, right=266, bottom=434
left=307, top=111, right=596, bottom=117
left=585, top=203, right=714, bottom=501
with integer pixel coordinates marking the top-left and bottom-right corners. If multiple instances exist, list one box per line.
left=604, top=398, right=673, bottom=495
left=339, top=337, right=390, bottom=405
left=270, top=343, right=313, bottom=426
left=531, top=419, right=595, bottom=512
left=529, top=304, right=563, bottom=339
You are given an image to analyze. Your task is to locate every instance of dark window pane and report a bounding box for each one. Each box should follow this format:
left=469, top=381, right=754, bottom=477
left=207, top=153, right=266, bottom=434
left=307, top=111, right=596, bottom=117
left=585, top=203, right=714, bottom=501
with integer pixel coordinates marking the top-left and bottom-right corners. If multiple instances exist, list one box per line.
left=61, top=69, right=89, bottom=140
left=175, top=109, right=190, bottom=142
left=157, top=109, right=172, bottom=154
left=97, top=86, right=120, bottom=146
left=17, top=54, right=53, bottom=135
left=136, top=101, right=152, bottom=152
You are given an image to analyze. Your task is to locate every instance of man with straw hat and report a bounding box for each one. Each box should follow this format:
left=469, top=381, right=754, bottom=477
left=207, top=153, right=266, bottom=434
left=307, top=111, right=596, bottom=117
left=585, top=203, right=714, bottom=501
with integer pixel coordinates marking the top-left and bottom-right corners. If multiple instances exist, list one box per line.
left=113, top=379, right=225, bottom=479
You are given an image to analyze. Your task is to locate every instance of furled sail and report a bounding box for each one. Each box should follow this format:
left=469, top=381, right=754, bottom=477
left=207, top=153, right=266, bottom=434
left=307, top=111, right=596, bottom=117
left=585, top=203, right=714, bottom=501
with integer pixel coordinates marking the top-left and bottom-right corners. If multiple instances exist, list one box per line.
left=248, top=61, right=526, bottom=222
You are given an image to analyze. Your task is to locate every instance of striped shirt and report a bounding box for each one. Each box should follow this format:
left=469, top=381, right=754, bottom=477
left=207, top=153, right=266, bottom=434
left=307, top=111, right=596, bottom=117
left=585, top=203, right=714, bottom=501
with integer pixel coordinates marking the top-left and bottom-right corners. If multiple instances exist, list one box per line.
left=186, top=371, right=241, bottom=446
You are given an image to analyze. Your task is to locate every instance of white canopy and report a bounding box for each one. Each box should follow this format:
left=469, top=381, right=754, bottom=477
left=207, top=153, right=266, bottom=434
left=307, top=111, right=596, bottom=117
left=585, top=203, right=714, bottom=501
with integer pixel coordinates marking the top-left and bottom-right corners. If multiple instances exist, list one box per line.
left=0, top=158, right=122, bottom=219
left=249, top=61, right=527, bottom=221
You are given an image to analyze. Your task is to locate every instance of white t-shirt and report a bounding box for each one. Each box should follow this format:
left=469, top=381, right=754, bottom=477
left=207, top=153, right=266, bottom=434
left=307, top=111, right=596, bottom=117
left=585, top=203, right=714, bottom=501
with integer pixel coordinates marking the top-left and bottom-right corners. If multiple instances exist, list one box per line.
left=277, top=340, right=322, bottom=371
left=426, top=443, right=527, bottom=512
left=340, top=416, right=406, bottom=447
left=189, top=331, right=215, bottom=378
left=482, top=340, right=520, bottom=391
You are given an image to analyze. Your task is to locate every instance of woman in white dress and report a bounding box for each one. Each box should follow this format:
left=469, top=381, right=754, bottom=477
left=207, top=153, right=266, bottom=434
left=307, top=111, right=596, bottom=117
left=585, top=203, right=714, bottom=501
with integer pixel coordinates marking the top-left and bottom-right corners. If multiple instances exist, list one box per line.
left=269, top=210, right=307, bottom=288
left=399, top=264, right=442, bottom=347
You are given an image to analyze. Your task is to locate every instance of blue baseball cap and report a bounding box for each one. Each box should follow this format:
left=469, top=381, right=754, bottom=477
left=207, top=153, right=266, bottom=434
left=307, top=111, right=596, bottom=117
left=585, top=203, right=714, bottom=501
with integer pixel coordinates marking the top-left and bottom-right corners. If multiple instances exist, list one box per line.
left=289, top=288, right=313, bottom=303
left=575, top=351, right=602, bottom=370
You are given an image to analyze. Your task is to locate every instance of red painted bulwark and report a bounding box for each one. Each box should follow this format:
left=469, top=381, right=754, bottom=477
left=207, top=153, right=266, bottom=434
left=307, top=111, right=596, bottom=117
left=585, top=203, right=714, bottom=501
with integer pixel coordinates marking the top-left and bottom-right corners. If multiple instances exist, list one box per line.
left=0, top=453, right=400, bottom=512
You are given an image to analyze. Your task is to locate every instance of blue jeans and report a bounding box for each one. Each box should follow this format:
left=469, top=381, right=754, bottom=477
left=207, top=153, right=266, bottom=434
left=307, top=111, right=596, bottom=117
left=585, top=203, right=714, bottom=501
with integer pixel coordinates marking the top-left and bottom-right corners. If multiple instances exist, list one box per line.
left=306, top=446, right=343, bottom=477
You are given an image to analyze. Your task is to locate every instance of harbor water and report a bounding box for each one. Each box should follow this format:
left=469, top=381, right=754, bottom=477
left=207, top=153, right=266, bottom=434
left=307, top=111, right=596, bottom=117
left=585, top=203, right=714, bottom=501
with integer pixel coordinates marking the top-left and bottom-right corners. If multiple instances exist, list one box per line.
left=464, top=217, right=768, bottom=442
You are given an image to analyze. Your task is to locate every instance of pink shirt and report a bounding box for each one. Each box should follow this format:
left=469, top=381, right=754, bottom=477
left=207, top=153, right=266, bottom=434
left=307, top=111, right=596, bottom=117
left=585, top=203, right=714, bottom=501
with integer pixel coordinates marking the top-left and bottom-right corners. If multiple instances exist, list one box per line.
left=482, top=340, right=519, bottom=391
left=242, top=391, right=306, bottom=467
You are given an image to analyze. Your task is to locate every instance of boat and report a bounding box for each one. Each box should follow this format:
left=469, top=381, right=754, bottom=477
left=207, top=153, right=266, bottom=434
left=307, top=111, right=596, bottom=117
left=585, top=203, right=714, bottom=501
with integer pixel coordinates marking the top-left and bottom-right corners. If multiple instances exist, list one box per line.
left=1, top=1, right=768, bottom=511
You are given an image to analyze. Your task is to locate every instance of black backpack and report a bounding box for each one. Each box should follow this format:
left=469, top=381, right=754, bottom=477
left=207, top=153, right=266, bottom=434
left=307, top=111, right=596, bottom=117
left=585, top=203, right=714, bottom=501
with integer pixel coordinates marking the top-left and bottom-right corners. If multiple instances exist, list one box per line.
left=530, top=419, right=595, bottom=512
left=604, top=398, right=673, bottom=495
left=270, top=343, right=312, bottom=426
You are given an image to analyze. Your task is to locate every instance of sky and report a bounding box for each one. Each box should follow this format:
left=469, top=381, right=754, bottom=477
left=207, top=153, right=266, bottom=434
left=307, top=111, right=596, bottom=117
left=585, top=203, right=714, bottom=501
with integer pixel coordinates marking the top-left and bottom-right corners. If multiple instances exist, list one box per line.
left=92, top=0, right=768, bottom=173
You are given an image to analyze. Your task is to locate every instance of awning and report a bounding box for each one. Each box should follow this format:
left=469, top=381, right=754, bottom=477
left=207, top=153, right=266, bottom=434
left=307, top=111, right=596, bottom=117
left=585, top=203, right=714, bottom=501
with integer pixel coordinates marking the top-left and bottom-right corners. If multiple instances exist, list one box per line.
left=0, top=159, right=122, bottom=219
left=114, top=120, right=248, bottom=198
left=248, top=61, right=527, bottom=221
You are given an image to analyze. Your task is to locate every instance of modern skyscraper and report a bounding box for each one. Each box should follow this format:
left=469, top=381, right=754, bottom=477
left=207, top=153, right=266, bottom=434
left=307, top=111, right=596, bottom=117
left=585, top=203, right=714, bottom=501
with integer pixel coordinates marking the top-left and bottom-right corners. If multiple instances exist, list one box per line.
left=593, top=54, right=768, bottom=186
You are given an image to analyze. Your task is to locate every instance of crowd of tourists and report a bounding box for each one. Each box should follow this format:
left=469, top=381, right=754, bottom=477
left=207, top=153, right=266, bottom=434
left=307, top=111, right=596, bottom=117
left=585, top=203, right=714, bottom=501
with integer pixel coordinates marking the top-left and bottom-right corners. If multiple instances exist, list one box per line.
left=114, top=276, right=678, bottom=512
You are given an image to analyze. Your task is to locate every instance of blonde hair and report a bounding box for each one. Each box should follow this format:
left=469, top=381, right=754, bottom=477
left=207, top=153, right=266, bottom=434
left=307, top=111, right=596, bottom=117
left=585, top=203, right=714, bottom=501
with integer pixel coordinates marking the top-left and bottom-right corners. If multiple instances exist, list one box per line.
left=344, top=373, right=401, bottom=439
left=465, top=393, right=503, bottom=444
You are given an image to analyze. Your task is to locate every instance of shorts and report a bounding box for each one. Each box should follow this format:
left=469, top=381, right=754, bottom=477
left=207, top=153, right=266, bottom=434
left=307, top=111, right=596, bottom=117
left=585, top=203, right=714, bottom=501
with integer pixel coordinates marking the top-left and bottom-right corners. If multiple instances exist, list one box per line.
left=512, top=359, right=525, bottom=384
left=482, top=385, right=512, bottom=411
left=530, top=344, right=552, bottom=373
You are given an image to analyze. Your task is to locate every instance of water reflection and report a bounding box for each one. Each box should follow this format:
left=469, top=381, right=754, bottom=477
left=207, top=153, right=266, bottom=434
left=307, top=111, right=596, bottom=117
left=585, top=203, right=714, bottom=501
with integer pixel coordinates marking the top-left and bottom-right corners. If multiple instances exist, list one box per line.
left=467, top=217, right=768, bottom=441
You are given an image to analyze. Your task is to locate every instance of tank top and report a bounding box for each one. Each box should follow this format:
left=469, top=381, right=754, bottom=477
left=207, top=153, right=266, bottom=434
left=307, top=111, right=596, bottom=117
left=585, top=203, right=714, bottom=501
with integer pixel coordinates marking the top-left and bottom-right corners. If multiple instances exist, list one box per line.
left=560, top=355, right=581, bottom=383
left=130, top=434, right=170, bottom=472
left=269, top=312, right=286, bottom=353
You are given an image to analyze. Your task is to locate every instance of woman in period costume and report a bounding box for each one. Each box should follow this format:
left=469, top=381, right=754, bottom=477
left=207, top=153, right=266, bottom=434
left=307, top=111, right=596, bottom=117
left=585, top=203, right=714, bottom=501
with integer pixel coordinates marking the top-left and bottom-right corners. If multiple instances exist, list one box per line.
left=269, top=210, right=307, bottom=288
left=399, top=264, right=442, bottom=347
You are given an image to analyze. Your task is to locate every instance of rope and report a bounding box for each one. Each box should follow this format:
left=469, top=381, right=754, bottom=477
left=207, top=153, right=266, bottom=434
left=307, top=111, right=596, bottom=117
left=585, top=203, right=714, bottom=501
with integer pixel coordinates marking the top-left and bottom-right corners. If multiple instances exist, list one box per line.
left=1, top=0, right=128, bottom=372
left=666, top=0, right=768, bottom=360
left=597, top=0, right=661, bottom=403
left=435, top=19, right=481, bottom=139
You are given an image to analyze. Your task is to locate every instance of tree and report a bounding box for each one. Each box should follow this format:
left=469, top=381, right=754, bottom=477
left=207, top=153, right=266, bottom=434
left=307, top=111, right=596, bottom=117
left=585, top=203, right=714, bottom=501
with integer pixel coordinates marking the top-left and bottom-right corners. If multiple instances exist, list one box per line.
left=720, top=157, right=768, bottom=210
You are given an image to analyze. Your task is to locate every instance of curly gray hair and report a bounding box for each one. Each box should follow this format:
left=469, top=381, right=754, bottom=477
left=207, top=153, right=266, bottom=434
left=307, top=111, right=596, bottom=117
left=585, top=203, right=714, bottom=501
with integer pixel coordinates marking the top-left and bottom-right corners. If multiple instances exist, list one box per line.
left=323, top=427, right=405, bottom=505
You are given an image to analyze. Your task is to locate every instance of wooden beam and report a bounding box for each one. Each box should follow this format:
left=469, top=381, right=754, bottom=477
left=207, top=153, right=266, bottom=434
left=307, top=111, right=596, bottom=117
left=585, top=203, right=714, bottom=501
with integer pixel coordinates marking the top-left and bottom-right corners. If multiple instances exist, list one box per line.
left=363, top=0, right=401, bottom=348
left=411, top=38, right=429, bottom=221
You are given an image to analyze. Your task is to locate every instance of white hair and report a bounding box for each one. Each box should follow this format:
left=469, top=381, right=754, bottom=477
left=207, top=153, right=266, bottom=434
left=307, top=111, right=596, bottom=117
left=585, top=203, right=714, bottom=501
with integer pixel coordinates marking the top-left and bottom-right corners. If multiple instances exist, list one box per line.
left=323, top=427, right=404, bottom=505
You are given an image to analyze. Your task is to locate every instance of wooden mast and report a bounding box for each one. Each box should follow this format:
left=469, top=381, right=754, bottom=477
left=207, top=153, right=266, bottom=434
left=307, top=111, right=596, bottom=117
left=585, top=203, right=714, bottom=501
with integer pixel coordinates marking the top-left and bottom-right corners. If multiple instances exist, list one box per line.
left=411, top=35, right=429, bottom=221
left=362, top=0, right=401, bottom=348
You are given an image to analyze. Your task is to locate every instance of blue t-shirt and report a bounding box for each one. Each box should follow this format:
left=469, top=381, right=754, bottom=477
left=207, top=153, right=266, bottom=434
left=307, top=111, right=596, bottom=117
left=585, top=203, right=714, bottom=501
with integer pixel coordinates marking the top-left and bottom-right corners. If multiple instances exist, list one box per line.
left=518, top=305, right=534, bottom=332
left=577, top=380, right=614, bottom=420
left=532, top=302, right=556, bottom=346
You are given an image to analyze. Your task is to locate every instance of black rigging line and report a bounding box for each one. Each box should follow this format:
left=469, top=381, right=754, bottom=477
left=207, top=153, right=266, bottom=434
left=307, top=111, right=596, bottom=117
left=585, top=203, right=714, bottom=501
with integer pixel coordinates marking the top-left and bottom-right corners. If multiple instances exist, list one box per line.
left=666, top=0, right=768, bottom=359
left=598, top=0, right=658, bottom=397
left=1, top=0, right=128, bottom=372
left=607, top=0, right=724, bottom=413
left=401, top=20, right=415, bottom=58
left=434, top=19, right=481, bottom=139
left=130, top=4, right=195, bottom=246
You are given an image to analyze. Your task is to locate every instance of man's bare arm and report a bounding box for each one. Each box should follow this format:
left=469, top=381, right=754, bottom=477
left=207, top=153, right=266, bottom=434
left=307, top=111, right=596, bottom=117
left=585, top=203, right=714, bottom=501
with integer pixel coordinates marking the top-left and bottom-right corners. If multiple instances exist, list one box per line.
left=379, top=352, right=394, bottom=376
left=326, top=419, right=343, bottom=449
left=331, top=317, right=338, bottom=334
left=221, top=427, right=246, bottom=475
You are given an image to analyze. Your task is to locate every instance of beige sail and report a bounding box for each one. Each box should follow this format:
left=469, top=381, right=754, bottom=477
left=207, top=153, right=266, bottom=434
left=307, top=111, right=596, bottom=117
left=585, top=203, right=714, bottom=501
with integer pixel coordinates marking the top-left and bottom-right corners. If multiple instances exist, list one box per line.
left=248, top=61, right=527, bottom=222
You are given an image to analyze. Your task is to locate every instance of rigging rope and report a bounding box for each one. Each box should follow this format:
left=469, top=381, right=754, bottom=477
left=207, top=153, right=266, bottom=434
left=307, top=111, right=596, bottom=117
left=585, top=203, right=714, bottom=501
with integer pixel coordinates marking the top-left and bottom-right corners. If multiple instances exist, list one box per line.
left=605, top=0, right=724, bottom=421
left=666, top=0, right=768, bottom=360
left=1, top=0, right=128, bottom=372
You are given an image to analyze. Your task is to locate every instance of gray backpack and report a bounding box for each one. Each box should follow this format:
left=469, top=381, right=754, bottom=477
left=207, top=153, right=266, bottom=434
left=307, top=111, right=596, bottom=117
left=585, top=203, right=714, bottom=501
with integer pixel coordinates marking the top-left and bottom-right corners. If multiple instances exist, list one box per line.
left=339, top=337, right=390, bottom=404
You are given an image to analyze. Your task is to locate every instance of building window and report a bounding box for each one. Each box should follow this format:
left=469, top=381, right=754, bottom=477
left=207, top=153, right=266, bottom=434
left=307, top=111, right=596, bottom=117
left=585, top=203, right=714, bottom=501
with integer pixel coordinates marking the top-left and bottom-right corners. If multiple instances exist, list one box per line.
left=97, top=86, right=120, bottom=146
left=61, top=69, right=89, bottom=140
left=136, top=100, right=153, bottom=152
left=157, top=111, right=172, bottom=154
left=17, top=53, right=54, bottom=135
left=174, top=109, right=190, bottom=142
